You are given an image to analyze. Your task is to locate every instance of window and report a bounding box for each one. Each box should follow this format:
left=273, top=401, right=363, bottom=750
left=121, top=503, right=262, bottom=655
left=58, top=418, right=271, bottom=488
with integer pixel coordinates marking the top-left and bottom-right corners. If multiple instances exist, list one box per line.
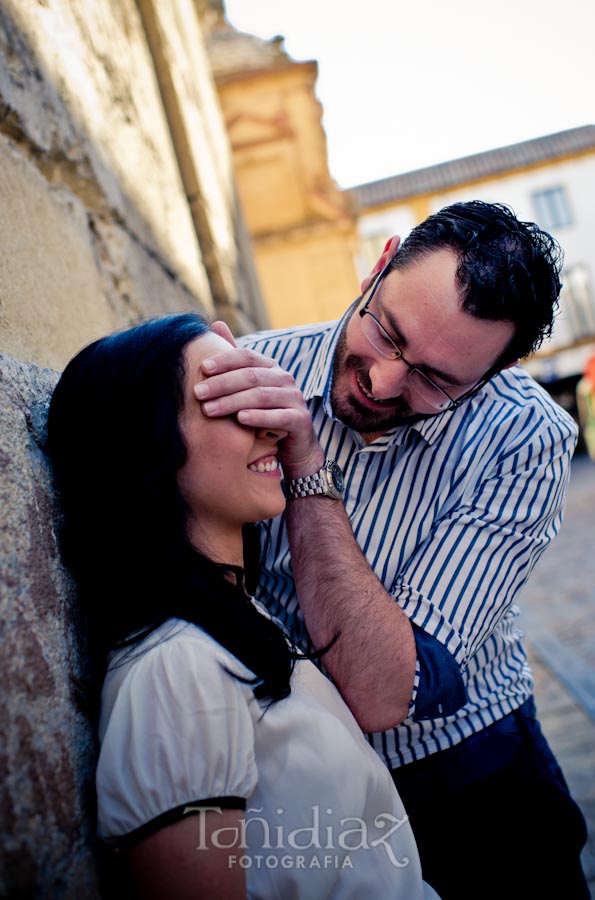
left=532, top=186, right=572, bottom=230
left=559, top=265, right=595, bottom=342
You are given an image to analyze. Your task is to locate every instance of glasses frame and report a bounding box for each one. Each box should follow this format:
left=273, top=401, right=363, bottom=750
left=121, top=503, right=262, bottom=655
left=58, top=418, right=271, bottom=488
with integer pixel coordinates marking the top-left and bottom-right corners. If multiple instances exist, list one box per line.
left=358, top=255, right=499, bottom=412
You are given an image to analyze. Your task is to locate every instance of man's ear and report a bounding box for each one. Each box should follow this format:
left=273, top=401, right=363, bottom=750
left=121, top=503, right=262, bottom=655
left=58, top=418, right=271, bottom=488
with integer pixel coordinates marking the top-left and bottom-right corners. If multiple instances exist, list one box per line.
left=210, top=319, right=237, bottom=347
left=360, top=235, right=401, bottom=293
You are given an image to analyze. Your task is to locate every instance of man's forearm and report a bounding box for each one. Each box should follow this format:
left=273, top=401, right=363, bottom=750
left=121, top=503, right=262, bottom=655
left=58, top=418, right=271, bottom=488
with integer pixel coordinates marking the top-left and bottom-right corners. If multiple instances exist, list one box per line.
left=285, top=495, right=416, bottom=732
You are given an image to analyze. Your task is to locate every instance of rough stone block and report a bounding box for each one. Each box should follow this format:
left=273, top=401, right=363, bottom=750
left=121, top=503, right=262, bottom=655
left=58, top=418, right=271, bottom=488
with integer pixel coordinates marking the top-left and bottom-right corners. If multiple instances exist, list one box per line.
left=0, top=0, right=208, bottom=301
left=0, top=134, right=116, bottom=370
left=0, top=354, right=101, bottom=898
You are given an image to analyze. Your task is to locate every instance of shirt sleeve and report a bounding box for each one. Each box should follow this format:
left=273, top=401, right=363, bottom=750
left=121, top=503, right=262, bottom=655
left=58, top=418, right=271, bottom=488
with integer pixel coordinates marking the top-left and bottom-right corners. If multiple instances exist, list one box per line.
left=409, top=624, right=467, bottom=720
left=394, top=413, right=576, bottom=693
left=96, top=631, right=258, bottom=842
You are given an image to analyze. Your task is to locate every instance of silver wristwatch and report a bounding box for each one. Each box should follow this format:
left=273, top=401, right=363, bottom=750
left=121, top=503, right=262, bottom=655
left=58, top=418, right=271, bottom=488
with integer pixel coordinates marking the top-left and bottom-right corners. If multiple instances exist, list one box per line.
left=281, top=458, right=344, bottom=500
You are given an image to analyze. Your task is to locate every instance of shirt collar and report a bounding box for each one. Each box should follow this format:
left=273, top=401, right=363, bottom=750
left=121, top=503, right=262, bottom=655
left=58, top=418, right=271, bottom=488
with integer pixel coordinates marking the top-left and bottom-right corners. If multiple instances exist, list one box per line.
left=354, top=409, right=455, bottom=450
left=405, top=410, right=456, bottom=446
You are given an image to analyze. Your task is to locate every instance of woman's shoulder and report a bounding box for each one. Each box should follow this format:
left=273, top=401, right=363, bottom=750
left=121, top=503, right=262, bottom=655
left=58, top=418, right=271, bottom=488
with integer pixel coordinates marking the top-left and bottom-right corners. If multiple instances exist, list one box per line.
left=111, top=618, right=252, bottom=674
left=97, top=618, right=260, bottom=841
left=100, top=619, right=257, bottom=728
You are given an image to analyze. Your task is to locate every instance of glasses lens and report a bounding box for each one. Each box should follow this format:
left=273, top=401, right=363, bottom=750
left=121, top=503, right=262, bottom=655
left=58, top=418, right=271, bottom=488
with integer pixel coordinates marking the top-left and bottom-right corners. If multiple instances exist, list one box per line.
left=361, top=313, right=399, bottom=359
left=408, top=370, right=453, bottom=410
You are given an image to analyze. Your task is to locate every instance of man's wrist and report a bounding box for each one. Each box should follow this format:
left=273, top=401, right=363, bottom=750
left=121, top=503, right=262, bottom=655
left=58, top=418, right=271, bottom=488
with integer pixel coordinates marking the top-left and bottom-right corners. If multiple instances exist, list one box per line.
left=280, top=449, right=326, bottom=482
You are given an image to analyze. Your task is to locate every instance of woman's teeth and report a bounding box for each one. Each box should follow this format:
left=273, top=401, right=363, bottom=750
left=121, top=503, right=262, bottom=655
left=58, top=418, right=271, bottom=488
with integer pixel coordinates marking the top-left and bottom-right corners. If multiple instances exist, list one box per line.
left=248, top=459, right=279, bottom=473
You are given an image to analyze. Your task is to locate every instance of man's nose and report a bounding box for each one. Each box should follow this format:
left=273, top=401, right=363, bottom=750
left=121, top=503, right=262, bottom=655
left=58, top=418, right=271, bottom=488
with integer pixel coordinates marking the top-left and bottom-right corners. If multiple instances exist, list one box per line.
left=368, top=357, right=410, bottom=400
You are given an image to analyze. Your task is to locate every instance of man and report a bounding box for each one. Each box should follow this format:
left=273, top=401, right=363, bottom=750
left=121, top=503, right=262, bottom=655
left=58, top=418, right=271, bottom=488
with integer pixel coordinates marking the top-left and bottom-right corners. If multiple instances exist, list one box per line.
left=195, top=201, right=589, bottom=898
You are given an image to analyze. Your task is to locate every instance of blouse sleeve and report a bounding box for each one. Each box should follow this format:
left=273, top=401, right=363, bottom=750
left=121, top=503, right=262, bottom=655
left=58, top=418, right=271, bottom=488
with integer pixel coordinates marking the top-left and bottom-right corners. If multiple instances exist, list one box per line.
left=96, top=629, right=258, bottom=842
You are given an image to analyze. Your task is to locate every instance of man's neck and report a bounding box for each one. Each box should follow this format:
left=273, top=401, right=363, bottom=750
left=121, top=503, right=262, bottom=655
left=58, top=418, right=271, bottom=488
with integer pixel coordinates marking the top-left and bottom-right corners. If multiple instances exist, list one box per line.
left=361, top=430, right=385, bottom=445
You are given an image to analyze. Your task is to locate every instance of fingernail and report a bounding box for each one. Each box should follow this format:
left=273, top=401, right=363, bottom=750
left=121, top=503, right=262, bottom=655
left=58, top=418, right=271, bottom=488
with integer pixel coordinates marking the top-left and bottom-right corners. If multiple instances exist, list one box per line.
left=194, top=383, right=208, bottom=398
left=202, top=358, right=216, bottom=372
left=202, top=401, right=217, bottom=414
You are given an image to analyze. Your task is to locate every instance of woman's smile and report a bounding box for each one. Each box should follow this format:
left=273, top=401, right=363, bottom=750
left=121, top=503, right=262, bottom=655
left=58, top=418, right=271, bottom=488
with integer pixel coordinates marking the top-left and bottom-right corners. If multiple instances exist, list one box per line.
left=248, top=454, right=281, bottom=474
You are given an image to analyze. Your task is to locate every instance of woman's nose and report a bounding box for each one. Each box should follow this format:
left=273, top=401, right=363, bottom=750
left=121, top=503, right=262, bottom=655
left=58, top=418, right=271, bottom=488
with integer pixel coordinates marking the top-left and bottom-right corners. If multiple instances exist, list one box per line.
left=368, top=357, right=409, bottom=400
left=255, top=426, right=289, bottom=443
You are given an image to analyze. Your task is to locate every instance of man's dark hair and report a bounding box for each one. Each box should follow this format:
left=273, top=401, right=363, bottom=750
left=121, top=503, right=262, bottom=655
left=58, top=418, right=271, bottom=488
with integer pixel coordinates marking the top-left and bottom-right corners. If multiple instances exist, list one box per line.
left=393, top=200, right=564, bottom=363
left=47, top=313, right=293, bottom=705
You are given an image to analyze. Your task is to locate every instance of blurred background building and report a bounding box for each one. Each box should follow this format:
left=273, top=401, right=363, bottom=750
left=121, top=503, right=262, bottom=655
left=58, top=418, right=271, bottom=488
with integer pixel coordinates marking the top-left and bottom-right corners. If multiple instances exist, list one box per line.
left=203, top=3, right=360, bottom=328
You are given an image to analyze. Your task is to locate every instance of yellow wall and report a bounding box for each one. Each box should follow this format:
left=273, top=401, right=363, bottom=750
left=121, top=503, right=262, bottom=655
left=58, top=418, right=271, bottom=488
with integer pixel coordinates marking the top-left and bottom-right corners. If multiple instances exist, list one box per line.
left=214, top=56, right=361, bottom=328
left=255, top=224, right=361, bottom=326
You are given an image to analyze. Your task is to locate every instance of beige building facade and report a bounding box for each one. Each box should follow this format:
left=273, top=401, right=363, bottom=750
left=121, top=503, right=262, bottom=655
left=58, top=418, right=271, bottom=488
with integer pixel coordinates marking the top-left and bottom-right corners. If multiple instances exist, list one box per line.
left=204, top=7, right=361, bottom=329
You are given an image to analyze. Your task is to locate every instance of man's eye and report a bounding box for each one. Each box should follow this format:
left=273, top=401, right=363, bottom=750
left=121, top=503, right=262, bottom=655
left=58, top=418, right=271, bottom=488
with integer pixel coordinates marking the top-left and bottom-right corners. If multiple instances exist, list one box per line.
left=422, top=372, right=452, bottom=390
left=377, top=324, right=397, bottom=347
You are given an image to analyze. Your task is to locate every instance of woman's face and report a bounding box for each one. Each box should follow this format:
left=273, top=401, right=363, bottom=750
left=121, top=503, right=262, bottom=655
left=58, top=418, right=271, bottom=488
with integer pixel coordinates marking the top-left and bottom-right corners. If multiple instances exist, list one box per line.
left=177, top=332, right=286, bottom=565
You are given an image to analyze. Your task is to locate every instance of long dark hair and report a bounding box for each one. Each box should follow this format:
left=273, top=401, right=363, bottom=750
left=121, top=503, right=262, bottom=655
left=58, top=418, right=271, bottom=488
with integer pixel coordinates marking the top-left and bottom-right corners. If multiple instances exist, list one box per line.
left=47, top=313, right=294, bottom=703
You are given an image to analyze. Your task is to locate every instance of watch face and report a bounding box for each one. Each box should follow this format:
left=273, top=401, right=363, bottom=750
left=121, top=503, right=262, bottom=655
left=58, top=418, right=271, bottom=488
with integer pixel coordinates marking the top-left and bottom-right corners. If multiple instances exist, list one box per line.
left=331, top=462, right=344, bottom=492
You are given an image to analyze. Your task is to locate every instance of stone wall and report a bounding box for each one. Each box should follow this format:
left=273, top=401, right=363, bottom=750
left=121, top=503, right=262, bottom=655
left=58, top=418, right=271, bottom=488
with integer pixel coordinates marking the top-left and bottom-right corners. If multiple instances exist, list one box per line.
left=0, top=1, right=268, bottom=894
left=0, top=0, right=267, bottom=370
left=0, top=354, right=101, bottom=898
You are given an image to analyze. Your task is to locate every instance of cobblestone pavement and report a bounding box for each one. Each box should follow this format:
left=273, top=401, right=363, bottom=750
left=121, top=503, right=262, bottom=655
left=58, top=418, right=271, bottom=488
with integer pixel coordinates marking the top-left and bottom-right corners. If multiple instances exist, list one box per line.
left=520, top=451, right=595, bottom=896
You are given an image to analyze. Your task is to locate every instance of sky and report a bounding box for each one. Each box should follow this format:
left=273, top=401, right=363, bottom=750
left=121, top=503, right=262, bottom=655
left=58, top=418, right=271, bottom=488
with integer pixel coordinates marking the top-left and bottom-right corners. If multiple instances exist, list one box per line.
left=223, top=0, right=595, bottom=189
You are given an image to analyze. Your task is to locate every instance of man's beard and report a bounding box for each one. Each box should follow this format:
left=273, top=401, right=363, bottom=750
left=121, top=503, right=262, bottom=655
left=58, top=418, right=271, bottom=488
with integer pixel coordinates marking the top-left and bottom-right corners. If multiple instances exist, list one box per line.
left=330, top=317, right=429, bottom=436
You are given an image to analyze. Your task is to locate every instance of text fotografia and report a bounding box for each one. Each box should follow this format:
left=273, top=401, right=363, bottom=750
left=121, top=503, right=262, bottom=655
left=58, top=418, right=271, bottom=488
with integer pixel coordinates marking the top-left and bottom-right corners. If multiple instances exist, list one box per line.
left=183, top=803, right=411, bottom=869
left=229, top=854, right=353, bottom=871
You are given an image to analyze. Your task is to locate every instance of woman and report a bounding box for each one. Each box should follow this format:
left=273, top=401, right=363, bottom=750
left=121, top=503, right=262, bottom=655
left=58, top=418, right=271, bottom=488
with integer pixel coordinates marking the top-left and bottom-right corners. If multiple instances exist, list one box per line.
left=48, top=313, right=439, bottom=899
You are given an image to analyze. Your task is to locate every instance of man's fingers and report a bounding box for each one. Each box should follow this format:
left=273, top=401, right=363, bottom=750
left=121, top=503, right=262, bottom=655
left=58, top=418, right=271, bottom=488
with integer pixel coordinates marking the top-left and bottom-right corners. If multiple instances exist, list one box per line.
left=195, top=366, right=295, bottom=404
left=193, top=345, right=325, bottom=472
left=200, top=385, right=305, bottom=417
left=200, top=347, right=276, bottom=376
left=236, top=407, right=308, bottom=432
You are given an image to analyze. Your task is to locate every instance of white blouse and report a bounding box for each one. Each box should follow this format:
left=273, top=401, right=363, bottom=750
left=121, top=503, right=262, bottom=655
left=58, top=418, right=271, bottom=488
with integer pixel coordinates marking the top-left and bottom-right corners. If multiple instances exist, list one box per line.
left=97, top=619, right=440, bottom=899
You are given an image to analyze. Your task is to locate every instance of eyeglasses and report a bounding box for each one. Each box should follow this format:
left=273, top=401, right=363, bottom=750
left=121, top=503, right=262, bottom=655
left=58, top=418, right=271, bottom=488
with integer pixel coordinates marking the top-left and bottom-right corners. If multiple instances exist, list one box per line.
left=358, top=256, right=497, bottom=412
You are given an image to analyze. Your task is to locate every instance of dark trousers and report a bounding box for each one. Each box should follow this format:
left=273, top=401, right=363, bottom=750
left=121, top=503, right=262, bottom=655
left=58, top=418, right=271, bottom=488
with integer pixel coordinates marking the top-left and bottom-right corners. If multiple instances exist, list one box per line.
left=391, top=698, right=589, bottom=900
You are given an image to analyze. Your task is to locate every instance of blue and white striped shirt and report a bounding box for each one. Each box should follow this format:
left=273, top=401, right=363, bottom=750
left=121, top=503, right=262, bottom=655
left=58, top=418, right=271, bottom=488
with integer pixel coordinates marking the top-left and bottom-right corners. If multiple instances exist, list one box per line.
left=239, top=311, right=578, bottom=769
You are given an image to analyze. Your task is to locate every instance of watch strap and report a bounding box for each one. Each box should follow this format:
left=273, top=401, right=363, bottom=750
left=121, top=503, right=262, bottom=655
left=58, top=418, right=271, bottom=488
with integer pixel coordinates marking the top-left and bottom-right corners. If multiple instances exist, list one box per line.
left=283, top=470, right=327, bottom=499
left=281, top=458, right=343, bottom=500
